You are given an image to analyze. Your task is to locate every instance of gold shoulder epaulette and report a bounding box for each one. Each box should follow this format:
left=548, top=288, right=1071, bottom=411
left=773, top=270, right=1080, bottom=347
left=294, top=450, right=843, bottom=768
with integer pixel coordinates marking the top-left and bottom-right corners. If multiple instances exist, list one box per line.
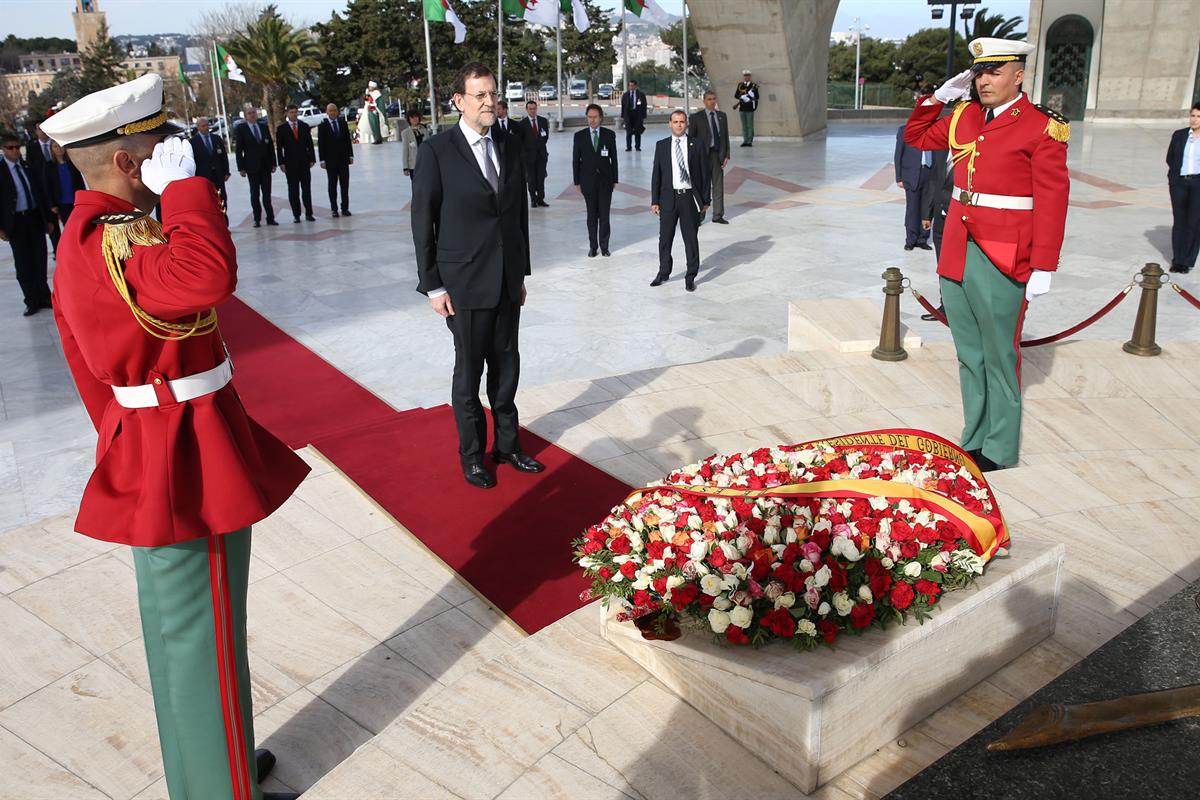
left=1032, top=103, right=1070, bottom=143
left=95, top=211, right=150, bottom=225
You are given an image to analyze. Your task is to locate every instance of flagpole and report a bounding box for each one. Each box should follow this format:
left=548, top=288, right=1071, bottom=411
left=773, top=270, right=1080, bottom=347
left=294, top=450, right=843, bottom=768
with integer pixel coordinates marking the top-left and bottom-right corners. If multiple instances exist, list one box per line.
left=681, top=0, right=689, bottom=113
left=555, top=9, right=563, bottom=131
left=423, top=13, right=439, bottom=133
left=213, top=41, right=231, bottom=149
left=621, top=1, right=628, bottom=122
left=209, top=41, right=221, bottom=123
left=497, top=0, right=503, bottom=92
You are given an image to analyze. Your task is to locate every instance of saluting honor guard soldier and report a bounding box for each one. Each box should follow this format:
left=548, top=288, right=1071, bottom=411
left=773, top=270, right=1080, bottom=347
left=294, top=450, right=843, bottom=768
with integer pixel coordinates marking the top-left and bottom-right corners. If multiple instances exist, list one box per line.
left=905, top=38, right=1070, bottom=472
left=41, top=74, right=309, bottom=800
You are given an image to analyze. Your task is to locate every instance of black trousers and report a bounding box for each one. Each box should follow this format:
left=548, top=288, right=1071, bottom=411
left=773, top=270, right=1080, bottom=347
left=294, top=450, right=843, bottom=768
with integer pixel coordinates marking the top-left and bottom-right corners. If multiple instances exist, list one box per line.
left=658, top=193, right=702, bottom=279
left=625, top=123, right=642, bottom=150
left=527, top=154, right=547, bottom=204
left=1170, top=178, right=1200, bottom=270
left=445, top=283, right=521, bottom=464
left=55, top=204, right=73, bottom=225
left=581, top=182, right=613, bottom=250
left=904, top=167, right=930, bottom=245
left=6, top=211, right=51, bottom=309
left=246, top=169, right=274, bottom=223
left=284, top=164, right=313, bottom=218
left=327, top=163, right=350, bottom=212
left=47, top=215, right=61, bottom=254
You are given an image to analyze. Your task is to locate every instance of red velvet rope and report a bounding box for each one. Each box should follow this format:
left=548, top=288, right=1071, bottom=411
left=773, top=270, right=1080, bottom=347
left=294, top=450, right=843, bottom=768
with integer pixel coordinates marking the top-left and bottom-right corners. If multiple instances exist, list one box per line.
left=1171, top=282, right=1200, bottom=312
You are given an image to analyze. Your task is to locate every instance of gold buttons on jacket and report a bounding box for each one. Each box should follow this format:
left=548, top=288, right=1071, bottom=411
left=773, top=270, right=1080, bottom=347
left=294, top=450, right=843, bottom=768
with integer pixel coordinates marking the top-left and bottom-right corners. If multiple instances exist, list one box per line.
left=977, top=135, right=985, bottom=141
left=153, top=378, right=163, bottom=385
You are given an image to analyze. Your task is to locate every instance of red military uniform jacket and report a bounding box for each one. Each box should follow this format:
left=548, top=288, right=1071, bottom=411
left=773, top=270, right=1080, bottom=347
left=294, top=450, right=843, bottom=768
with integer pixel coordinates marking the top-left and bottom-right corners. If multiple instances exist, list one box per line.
left=52, top=177, right=309, bottom=547
left=904, top=93, right=1069, bottom=283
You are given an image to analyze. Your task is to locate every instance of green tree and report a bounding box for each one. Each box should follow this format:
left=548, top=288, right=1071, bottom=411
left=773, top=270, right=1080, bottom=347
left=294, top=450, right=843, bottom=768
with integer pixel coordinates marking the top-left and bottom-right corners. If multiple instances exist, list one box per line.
left=80, top=22, right=127, bottom=94
left=147, top=42, right=164, bottom=57
left=659, top=17, right=703, bottom=81
left=28, top=70, right=88, bottom=124
left=229, top=4, right=322, bottom=126
left=561, top=0, right=617, bottom=97
left=965, top=7, right=1025, bottom=40
left=827, top=36, right=898, bottom=83
left=890, top=27, right=971, bottom=101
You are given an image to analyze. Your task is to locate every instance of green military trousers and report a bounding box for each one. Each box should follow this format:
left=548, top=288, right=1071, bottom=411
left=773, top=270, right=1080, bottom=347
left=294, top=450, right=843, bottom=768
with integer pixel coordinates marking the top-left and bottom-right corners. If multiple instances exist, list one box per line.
left=940, top=240, right=1028, bottom=467
left=131, top=528, right=264, bottom=800
left=739, top=110, right=754, bottom=144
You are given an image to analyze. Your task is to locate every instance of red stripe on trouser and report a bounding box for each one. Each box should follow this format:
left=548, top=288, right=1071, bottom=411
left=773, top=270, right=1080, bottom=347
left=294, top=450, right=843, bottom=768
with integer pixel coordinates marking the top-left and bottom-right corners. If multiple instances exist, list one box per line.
left=208, top=536, right=252, bottom=800
left=1013, top=296, right=1028, bottom=388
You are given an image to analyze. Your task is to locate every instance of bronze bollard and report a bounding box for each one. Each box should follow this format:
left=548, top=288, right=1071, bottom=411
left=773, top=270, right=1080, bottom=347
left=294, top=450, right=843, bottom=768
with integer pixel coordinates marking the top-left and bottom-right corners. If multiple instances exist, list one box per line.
left=872, top=267, right=908, bottom=362
left=1123, top=262, right=1163, bottom=357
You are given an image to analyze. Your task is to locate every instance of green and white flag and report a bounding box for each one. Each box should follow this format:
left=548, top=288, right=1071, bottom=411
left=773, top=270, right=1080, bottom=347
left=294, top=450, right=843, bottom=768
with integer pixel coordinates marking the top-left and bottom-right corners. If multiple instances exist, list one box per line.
left=624, top=0, right=671, bottom=26
left=177, top=61, right=196, bottom=102
left=562, top=0, right=590, bottom=32
left=216, top=43, right=245, bottom=83
left=425, top=0, right=467, bottom=43
left=502, top=0, right=560, bottom=29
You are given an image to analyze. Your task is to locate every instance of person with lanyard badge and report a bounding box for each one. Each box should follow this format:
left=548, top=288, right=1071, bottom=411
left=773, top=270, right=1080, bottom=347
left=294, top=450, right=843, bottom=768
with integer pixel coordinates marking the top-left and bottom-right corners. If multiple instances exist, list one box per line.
left=1166, top=102, right=1200, bottom=274
left=572, top=104, right=619, bottom=258
left=40, top=74, right=309, bottom=800
left=905, top=37, right=1070, bottom=474
left=517, top=100, right=550, bottom=207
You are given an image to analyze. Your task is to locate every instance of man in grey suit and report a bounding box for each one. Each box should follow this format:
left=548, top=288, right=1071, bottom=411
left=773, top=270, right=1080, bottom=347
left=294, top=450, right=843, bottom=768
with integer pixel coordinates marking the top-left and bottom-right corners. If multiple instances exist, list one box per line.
left=688, top=90, right=731, bottom=224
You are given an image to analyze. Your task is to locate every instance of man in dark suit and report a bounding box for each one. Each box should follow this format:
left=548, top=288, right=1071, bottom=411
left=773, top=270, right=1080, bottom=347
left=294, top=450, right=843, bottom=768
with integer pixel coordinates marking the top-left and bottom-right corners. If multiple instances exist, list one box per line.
left=189, top=117, right=230, bottom=215
left=620, top=80, right=647, bottom=152
left=517, top=100, right=550, bottom=207
left=1166, top=102, right=1200, bottom=274
left=25, top=124, right=60, bottom=251
left=920, top=147, right=952, bottom=320
left=317, top=103, right=353, bottom=217
left=412, top=61, right=542, bottom=490
left=233, top=107, right=277, bottom=227
left=895, top=124, right=932, bottom=250
left=572, top=104, right=619, bottom=258
left=276, top=104, right=317, bottom=223
left=650, top=110, right=711, bottom=292
left=688, top=90, right=730, bottom=224
left=1, top=132, right=55, bottom=316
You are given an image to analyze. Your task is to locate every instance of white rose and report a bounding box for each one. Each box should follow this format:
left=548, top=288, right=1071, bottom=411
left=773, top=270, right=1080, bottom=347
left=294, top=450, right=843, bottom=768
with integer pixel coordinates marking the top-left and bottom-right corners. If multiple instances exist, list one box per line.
left=720, top=573, right=740, bottom=593
left=713, top=595, right=733, bottom=611
left=858, top=585, right=873, bottom=603
left=880, top=557, right=894, bottom=569
left=903, top=561, right=923, bottom=578
left=578, top=557, right=597, bottom=569
left=832, top=592, right=854, bottom=616
left=708, top=609, right=731, bottom=633
left=797, top=619, right=818, bottom=637
left=729, top=605, right=754, bottom=629
left=735, top=535, right=752, bottom=554
left=763, top=526, right=780, bottom=545
left=658, top=523, right=676, bottom=540
left=797, top=449, right=818, bottom=466
left=812, top=565, right=832, bottom=588
left=631, top=574, right=652, bottom=590
left=776, top=592, right=796, bottom=609
left=869, top=496, right=890, bottom=511
left=730, top=563, right=749, bottom=580
left=665, top=575, right=685, bottom=591
left=799, top=559, right=814, bottom=573
left=700, top=573, right=724, bottom=596
left=689, top=540, right=709, bottom=561
left=817, top=601, right=831, bottom=616
left=719, top=542, right=741, bottom=561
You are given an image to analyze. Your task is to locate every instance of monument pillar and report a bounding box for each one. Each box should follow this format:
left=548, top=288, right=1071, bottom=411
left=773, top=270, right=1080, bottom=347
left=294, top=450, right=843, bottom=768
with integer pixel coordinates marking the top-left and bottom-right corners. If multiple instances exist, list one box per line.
left=687, top=0, right=840, bottom=139
left=73, top=0, right=107, bottom=54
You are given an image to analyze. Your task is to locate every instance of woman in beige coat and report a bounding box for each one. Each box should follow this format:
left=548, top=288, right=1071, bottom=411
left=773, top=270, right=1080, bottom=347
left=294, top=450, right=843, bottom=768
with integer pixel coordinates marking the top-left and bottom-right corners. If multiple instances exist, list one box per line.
left=401, top=109, right=430, bottom=180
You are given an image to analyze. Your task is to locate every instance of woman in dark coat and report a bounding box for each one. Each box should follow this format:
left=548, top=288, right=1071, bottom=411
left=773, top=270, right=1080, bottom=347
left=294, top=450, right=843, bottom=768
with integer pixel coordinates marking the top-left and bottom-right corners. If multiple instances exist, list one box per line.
left=43, top=140, right=86, bottom=228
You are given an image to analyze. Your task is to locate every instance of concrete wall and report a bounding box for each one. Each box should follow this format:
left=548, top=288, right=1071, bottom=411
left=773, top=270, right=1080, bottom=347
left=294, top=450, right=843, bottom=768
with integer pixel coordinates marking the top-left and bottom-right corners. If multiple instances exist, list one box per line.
left=1025, top=0, right=1104, bottom=111
left=688, top=0, right=839, bottom=139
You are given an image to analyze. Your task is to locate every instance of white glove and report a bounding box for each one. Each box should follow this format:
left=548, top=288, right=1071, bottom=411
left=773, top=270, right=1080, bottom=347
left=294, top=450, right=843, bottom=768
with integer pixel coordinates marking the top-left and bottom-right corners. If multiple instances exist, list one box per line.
left=140, top=137, right=196, bottom=195
left=1025, top=270, right=1052, bottom=301
left=934, top=68, right=975, bottom=104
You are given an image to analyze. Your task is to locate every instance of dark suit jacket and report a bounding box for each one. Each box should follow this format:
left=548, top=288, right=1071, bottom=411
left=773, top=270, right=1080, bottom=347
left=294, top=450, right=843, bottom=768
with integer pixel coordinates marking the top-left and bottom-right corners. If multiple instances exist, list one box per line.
left=25, top=139, right=52, bottom=174
left=411, top=125, right=530, bottom=309
left=1167, top=127, right=1198, bottom=186
left=40, top=158, right=85, bottom=209
left=620, top=89, right=648, bottom=131
left=572, top=127, right=618, bottom=190
left=491, top=118, right=526, bottom=150
left=515, top=115, right=550, bottom=162
left=894, top=125, right=930, bottom=187
left=1, top=158, right=53, bottom=237
left=190, top=131, right=230, bottom=183
left=651, top=135, right=711, bottom=211
left=234, top=120, right=276, bottom=174
left=687, top=108, right=730, bottom=161
left=317, top=116, right=353, bottom=168
left=920, top=150, right=953, bottom=221
left=276, top=120, right=316, bottom=169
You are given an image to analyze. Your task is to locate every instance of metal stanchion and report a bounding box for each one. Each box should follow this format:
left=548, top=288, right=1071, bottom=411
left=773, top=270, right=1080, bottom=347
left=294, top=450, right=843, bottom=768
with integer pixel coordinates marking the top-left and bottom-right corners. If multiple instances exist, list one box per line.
left=1122, top=262, right=1164, bottom=357
left=872, top=267, right=908, bottom=362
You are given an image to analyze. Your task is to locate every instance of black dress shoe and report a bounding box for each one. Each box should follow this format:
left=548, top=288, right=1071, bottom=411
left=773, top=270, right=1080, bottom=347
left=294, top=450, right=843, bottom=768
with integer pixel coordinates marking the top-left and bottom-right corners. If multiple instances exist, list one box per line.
left=538, top=201, right=550, bottom=207
left=625, top=147, right=632, bottom=152
left=915, top=243, right=933, bottom=250
left=266, top=219, right=279, bottom=226
left=341, top=209, right=352, bottom=216
left=712, top=217, right=728, bottom=224
left=588, top=248, right=598, bottom=258
left=975, top=452, right=1007, bottom=473
left=293, top=217, right=301, bottom=223
left=920, top=305, right=945, bottom=322
left=601, top=249, right=611, bottom=257
left=463, top=462, right=496, bottom=489
left=331, top=210, right=340, bottom=218
left=256, top=749, right=276, bottom=782
left=305, top=214, right=316, bottom=221
left=491, top=451, right=545, bottom=473
left=253, top=220, right=261, bottom=227
left=22, top=305, right=39, bottom=317
left=685, top=278, right=696, bottom=292
left=650, top=275, right=667, bottom=287
left=635, top=147, right=641, bottom=151
left=903, top=244, right=914, bottom=251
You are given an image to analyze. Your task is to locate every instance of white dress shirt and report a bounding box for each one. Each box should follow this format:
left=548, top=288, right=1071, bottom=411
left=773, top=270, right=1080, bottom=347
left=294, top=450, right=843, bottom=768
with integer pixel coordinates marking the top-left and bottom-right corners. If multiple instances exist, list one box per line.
left=1182, top=130, right=1200, bottom=177
left=670, top=135, right=692, bottom=190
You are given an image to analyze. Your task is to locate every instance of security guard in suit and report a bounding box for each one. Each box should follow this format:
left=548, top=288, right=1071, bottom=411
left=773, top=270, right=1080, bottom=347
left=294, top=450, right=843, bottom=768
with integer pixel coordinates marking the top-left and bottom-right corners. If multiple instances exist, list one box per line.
left=905, top=38, right=1070, bottom=472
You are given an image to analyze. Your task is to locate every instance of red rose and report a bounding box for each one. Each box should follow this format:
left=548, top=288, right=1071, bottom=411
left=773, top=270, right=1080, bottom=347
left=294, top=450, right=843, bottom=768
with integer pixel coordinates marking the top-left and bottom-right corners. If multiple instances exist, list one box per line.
left=916, top=525, right=938, bottom=545
left=849, top=602, right=876, bottom=629
left=747, top=518, right=767, bottom=535
left=761, top=608, right=797, bottom=638
left=751, top=448, right=771, bottom=464
left=780, top=515, right=794, bottom=528
left=697, top=593, right=715, bottom=608
left=652, top=577, right=668, bottom=594
left=869, top=572, right=893, bottom=597
left=890, top=582, right=915, bottom=610
left=891, top=520, right=913, bottom=542
left=900, top=541, right=920, bottom=559
left=816, top=620, right=839, bottom=643
left=709, top=548, right=728, bottom=569
left=916, top=579, right=941, bottom=599
left=609, top=535, right=632, bottom=555
left=582, top=540, right=603, bottom=554
left=619, top=562, right=637, bottom=580
left=856, top=517, right=879, bottom=536
left=732, top=498, right=755, bottom=518
left=647, top=541, right=668, bottom=561
left=827, top=563, right=849, bottom=593
left=726, top=625, right=750, bottom=645
left=633, top=589, right=655, bottom=608
left=597, top=566, right=613, bottom=581
left=670, top=583, right=700, bottom=610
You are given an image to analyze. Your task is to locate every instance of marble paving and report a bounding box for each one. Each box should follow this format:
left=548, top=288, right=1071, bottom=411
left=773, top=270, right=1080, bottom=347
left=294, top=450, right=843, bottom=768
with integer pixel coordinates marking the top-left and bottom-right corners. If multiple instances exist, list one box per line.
left=3, top=335, right=1199, bottom=799
left=2, top=119, right=1198, bottom=532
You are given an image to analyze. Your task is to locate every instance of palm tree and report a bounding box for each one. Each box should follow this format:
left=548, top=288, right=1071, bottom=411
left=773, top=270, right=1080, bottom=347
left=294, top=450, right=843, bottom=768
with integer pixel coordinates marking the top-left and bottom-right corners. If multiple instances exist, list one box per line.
left=964, top=8, right=1026, bottom=41
left=229, top=5, right=321, bottom=126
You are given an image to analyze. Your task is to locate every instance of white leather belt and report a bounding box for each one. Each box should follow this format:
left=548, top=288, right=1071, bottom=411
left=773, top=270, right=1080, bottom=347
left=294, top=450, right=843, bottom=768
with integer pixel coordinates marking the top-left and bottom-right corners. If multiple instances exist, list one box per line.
left=957, top=191, right=1034, bottom=210
left=111, top=359, right=233, bottom=408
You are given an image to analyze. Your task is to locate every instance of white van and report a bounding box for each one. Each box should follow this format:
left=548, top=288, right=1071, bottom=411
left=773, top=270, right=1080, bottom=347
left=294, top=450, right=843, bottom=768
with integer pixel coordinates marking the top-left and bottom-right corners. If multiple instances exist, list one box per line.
left=505, top=82, right=525, bottom=102
left=569, top=79, right=588, bottom=100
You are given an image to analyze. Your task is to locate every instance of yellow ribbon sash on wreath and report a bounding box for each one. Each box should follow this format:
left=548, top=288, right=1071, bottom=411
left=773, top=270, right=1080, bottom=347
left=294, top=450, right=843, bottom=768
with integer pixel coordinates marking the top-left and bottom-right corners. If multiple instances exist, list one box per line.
left=626, top=429, right=1009, bottom=562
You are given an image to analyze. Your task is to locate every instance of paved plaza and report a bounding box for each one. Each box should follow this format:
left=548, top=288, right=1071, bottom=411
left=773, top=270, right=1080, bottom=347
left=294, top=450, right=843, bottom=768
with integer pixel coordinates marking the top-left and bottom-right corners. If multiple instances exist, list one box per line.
left=2, top=118, right=1195, bottom=533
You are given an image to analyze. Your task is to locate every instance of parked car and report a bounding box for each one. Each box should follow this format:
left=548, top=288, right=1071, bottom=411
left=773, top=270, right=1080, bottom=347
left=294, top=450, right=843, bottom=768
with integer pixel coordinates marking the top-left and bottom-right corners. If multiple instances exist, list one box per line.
left=568, top=79, right=588, bottom=100
left=506, top=81, right=525, bottom=102
left=297, top=105, right=325, bottom=127
left=596, top=83, right=615, bottom=100
left=385, top=101, right=400, bottom=117
left=539, top=84, right=557, bottom=101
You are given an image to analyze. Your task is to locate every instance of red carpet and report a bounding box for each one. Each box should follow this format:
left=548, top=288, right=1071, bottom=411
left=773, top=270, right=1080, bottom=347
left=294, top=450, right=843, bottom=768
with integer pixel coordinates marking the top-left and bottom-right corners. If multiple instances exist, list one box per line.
left=219, top=297, right=630, bottom=633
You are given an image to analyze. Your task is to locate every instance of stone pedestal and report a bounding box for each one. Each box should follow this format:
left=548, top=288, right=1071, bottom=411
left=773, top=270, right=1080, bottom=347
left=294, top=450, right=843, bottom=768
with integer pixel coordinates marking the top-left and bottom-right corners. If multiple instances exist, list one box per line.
left=601, top=539, right=1065, bottom=793
left=788, top=297, right=922, bottom=353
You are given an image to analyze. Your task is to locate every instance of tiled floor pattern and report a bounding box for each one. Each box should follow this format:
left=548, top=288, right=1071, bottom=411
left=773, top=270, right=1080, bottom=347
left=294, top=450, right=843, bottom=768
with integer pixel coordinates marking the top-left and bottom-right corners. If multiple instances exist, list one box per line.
left=3, top=338, right=1198, bottom=799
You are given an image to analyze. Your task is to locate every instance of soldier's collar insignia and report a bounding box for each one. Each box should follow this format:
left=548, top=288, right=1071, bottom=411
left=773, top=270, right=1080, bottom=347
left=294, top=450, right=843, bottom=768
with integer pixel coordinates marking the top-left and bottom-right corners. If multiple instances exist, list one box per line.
left=95, top=211, right=151, bottom=225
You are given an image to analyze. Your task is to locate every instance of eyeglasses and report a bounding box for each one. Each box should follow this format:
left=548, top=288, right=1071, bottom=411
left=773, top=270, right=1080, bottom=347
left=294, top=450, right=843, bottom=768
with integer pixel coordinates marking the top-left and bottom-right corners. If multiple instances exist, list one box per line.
left=464, top=91, right=499, bottom=103
left=2, top=144, right=20, bottom=150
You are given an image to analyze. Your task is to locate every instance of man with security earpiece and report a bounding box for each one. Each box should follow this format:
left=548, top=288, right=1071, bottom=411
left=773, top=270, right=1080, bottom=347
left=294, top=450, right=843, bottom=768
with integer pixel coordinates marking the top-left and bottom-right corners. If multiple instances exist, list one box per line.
left=905, top=38, right=1071, bottom=473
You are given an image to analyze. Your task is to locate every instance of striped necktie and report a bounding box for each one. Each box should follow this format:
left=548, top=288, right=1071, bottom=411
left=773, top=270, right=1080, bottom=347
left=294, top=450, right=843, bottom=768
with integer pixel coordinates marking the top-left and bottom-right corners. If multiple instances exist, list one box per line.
left=675, top=138, right=691, bottom=185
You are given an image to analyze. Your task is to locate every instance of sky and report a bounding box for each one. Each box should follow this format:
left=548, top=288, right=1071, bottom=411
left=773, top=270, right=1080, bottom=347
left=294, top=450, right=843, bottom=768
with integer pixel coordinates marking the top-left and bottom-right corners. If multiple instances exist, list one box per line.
left=5, top=0, right=1032, bottom=41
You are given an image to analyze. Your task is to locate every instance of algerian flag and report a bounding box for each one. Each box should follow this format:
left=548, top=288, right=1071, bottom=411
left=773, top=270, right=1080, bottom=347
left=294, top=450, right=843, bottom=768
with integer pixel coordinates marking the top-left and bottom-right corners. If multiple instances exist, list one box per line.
left=177, top=61, right=196, bottom=102
left=624, top=0, right=672, bottom=26
left=502, top=0, right=560, bottom=28
left=562, top=0, right=590, bottom=32
left=216, top=43, right=246, bottom=83
left=425, top=0, right=468, bottom=44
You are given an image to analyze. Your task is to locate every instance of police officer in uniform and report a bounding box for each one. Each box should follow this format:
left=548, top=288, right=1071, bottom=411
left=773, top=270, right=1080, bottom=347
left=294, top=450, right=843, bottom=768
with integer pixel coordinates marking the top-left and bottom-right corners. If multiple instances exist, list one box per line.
left=905, top=38, right=1070, bottom=472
